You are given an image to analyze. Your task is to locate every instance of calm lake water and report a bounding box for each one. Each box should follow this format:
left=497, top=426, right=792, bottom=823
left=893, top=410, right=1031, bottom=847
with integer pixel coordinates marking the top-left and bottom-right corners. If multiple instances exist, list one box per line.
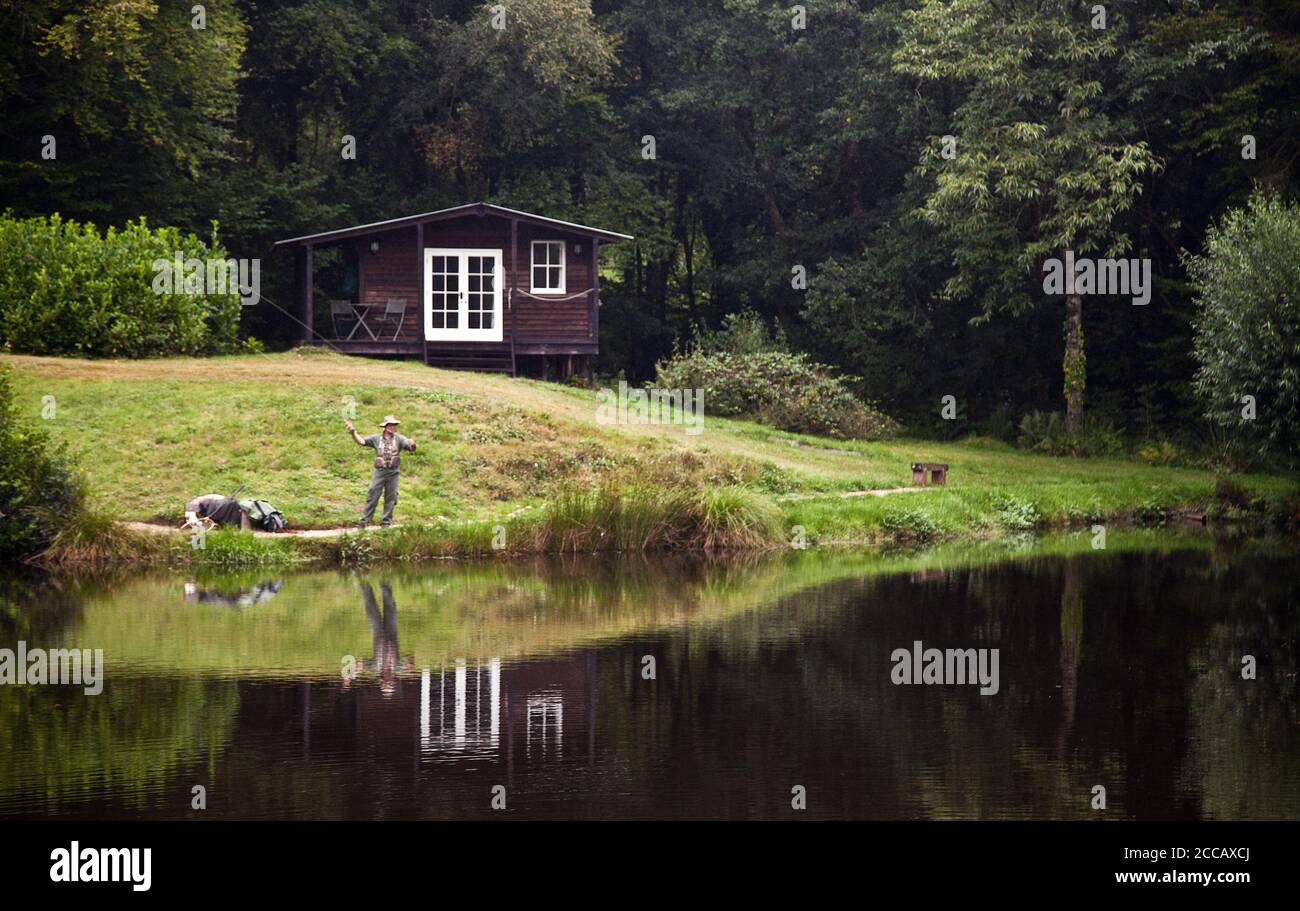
left=1, top=531, right=1296, bottom=820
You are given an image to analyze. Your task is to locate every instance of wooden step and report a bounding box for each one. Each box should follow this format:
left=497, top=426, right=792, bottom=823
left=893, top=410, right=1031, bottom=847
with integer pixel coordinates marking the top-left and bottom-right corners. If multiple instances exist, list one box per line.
left=426, top=359, right=512, bottom=368
left=424, top=345, right=514, bottom=375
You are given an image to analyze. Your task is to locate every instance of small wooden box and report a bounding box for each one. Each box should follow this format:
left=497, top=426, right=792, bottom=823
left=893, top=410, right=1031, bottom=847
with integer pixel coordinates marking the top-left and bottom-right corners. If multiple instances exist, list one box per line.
left=911, top=462, right=949, bottom=487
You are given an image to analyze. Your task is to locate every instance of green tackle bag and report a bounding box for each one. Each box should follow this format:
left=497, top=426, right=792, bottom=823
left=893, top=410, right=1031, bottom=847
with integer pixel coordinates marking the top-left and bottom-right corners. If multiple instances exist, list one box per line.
left=239, top=499, right=287, bottom=533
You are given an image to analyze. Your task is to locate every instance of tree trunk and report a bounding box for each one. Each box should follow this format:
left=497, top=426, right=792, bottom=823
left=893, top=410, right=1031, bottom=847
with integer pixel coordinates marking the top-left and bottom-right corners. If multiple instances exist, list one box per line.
left=840, top=140, right=866, bottom=218
left=1054, top=557, right=1083, bottom=763
left=1062, top=252, right=1086, bottom=436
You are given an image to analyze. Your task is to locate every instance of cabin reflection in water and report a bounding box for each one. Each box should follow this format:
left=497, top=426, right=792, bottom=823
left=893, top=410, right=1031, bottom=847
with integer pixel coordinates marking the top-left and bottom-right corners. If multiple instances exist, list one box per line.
left=342, top=582, right=596, bottom=771
left=417, top=659, right=587, bottom=763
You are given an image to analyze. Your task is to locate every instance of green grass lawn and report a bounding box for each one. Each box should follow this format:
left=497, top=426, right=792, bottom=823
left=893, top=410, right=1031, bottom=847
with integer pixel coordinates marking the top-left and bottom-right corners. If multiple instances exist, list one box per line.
left=5, top=350, right=1296, bottom=556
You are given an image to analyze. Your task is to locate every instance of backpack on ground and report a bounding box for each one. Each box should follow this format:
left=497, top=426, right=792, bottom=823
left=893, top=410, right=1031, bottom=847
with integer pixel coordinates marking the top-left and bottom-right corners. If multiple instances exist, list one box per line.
left=239, top=499, right=287, bottom=533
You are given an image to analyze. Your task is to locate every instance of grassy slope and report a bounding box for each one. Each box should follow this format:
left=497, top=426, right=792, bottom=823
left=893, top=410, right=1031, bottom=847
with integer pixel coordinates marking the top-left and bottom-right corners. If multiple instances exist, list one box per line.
left=5, top=350, right=1297, bottom=547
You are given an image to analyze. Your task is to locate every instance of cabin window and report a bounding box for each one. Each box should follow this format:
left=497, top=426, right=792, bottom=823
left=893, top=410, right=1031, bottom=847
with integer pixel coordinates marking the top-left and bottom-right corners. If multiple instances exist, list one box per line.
left=531, top=240, right=566, bottom=294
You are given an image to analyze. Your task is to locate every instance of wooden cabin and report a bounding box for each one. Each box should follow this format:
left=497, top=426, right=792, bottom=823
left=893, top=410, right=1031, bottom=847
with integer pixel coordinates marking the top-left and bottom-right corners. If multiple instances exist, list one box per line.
left=274, top=203, right=632, bottom=378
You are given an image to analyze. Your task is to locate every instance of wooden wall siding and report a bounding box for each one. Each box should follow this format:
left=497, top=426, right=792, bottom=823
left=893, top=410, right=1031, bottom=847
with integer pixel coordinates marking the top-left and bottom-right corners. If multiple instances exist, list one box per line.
left=357, top=227, right=421, bottom=338
left=355, top=215, right=596, bottom=344
left=516, top=297, right=591, bottom=341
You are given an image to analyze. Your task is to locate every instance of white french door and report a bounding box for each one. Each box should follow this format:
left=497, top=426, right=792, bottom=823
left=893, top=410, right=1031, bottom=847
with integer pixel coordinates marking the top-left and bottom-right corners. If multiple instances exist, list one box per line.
left=424, top=248, right=503, bottom=342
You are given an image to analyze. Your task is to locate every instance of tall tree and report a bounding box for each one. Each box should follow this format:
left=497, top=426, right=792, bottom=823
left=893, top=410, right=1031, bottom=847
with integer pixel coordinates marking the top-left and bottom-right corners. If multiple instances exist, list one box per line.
left=895, top=0, right=1157, bottom=434
left=0, top=0, right=246, bottom=226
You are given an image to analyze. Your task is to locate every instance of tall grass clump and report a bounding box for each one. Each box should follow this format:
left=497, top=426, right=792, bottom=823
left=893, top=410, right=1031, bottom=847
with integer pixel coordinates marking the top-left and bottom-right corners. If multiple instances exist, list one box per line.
left=531, top=483, right=682, bottom=552
left=31, top=509, right=170, bottom=570
left=531, top=482, right=783, bottom=552
left=693, top=485, right=784, bottom=550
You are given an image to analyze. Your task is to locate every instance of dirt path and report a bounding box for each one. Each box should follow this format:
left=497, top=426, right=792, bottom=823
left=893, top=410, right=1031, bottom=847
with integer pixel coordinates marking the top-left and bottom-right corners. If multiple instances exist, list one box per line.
left=778, top=487, right=927, bottom=501
left=126, top=521, right=359, bottom=539
left=125, top=485, right=928, bottom=538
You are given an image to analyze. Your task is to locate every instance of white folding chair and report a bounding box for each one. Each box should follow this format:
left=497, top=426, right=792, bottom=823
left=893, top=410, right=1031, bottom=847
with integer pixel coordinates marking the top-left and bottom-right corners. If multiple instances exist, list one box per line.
left=381, top=298, right=408, bottom=340
left=330, top=300, right=359, bottom=340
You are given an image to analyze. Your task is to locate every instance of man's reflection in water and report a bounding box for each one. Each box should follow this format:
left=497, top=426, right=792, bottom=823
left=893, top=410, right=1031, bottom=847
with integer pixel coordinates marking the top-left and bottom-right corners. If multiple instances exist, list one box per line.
left=183, top=579, right=283, bottom=607
left=358, top=580, right=415, bottom=697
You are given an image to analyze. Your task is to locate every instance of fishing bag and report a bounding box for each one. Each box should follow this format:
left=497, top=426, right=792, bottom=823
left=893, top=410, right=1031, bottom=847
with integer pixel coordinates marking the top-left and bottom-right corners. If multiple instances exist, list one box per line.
left=239, top=499, right=287, bottom=533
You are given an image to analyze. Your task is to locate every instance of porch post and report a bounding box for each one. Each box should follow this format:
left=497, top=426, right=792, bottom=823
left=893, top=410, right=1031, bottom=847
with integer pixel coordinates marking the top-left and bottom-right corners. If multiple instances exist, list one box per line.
left=589, top=236, right=600, bottom=344
left=297, top=243, right=314, bottom=345
left=509, top=217, right=519, bottom=377
left=417, top=222, right=426, bottom=364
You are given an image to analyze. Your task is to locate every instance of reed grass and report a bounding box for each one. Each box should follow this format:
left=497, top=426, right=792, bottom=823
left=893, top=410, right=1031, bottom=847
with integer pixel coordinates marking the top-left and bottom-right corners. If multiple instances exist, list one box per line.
left=32, top=510, right=170, bottom=570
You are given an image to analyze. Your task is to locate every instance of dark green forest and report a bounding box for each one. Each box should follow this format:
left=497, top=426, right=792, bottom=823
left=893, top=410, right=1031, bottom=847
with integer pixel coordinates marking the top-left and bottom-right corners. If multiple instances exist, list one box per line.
left=2, top=0, right=1298, bottom=438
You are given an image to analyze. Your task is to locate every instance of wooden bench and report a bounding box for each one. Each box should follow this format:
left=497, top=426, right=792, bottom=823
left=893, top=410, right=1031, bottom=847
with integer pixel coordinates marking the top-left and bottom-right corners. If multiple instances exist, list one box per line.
left=911, top=462, right=949, bottom=487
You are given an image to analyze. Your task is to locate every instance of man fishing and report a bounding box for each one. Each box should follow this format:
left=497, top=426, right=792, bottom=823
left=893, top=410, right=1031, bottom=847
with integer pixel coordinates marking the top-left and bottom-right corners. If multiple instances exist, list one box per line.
left=346, top=415, right=416, bottom=529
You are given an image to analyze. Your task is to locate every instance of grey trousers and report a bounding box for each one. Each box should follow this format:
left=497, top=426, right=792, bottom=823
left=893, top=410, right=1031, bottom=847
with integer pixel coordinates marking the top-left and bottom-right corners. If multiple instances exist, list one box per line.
left=359, top=470, right=400, bottom=527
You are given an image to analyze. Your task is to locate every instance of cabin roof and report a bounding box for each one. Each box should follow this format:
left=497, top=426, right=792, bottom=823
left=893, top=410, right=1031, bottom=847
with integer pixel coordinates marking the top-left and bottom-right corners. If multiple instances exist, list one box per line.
left=273, top=202, right=633, bottom=247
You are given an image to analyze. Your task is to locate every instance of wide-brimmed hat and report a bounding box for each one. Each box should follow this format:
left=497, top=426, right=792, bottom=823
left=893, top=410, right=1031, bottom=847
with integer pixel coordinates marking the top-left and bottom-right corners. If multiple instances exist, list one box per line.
left=379, top=415, right=400, bottom=426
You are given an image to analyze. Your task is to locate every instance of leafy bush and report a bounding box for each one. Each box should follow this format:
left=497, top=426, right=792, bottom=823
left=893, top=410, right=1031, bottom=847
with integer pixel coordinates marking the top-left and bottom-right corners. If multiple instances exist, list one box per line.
left=691, top=309, right=788, bottom=356
left=1134, top=501, right=1170, bottom=525
left=1017, top=411, right=1122, bottom=457
left=0, top=213, right=243, bottom=358
left=0, top=365, right=87, bottom=559
left=656, top=348, right=899, bottom=440
left=1189, top=191, right=1300, bottom=467
left=881, top=505, right=938, bottom=543
left=1136, top=439, right=1180, bottom=466
left=993, top=496, right=1039, bottom=531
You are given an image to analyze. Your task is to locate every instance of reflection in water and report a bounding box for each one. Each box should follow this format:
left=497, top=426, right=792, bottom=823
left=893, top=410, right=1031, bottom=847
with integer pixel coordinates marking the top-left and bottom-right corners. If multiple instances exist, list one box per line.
left=414, top=657, right=590, bottom=767
left=320, top=579, right=593, bottom=772
left=184, top=579, right=283, bottom=608
left=357, top=581, right=414, bottom=697
left=1055, top=558, right=1083, bottom=764
left=420, top=661, right=500, bottom=757
left=0, top=532, right=1296, bottom=820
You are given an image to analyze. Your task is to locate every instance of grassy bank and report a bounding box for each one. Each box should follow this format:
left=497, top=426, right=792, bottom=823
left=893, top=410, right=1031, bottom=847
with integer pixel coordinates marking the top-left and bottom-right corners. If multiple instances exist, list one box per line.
left=4, top=350, right=1297, bottom=568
